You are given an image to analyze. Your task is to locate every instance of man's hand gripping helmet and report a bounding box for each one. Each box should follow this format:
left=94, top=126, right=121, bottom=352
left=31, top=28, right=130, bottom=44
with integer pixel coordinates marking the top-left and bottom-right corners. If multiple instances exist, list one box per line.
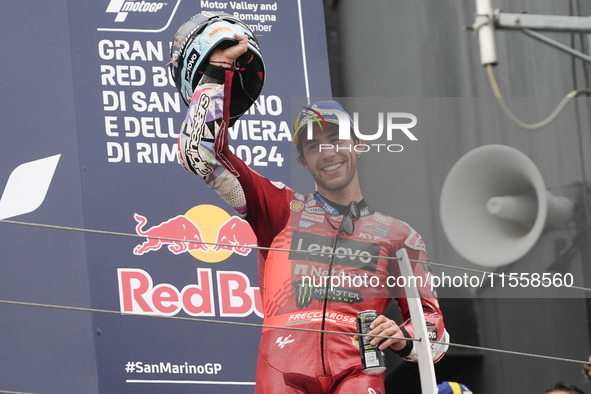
left=170, top=11, right=265, bottom=122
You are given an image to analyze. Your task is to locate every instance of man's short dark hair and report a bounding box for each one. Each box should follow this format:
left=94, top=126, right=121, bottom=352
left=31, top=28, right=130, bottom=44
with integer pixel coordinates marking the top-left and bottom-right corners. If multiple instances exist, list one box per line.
left=545, top=382, right=584, bottom=394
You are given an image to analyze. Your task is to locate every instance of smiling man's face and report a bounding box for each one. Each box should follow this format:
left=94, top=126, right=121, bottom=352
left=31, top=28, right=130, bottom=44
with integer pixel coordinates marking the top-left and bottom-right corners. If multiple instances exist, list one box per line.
left=299, top=123, right=362, bottom=203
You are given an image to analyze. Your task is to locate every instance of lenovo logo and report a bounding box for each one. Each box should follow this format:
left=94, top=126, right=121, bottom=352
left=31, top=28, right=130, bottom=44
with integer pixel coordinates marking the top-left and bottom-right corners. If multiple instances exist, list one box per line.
left=289, top=231, right=381, bottom=273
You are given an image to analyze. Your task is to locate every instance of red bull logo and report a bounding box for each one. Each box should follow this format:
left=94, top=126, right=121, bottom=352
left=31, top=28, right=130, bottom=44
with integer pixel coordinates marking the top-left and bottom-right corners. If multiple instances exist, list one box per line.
left=118, top=268, right=263, bottom=317
left=133, top=214, right=209, bottom=255
left=212, top=216, right=257, bottom=256
left=133, top=204, right=257, bottom=262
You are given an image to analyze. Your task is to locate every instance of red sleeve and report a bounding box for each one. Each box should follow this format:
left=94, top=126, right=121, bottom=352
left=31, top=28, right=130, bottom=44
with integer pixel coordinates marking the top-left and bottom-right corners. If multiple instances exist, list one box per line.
left=179, top=67, right=290, bottom=247
left=216, top=69, right=290, bottom=247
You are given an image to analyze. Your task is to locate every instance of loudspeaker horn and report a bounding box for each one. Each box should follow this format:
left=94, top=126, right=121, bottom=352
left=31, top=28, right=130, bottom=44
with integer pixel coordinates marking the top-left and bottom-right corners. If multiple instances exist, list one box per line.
left=440, top=144, right=574, bottom=267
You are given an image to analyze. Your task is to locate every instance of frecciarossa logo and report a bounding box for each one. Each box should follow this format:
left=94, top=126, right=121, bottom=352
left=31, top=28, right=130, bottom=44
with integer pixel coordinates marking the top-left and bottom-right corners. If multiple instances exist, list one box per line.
left=289, top=231, right=381, bottom=273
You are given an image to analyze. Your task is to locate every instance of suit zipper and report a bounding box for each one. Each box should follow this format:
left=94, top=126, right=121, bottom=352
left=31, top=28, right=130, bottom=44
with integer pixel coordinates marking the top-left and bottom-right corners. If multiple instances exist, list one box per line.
left=320, top=231, right=340, bottom=376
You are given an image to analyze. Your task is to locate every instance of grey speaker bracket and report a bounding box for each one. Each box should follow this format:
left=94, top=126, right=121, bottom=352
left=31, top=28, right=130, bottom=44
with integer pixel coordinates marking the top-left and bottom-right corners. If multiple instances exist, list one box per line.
left=469, top=7, right=591, bottom=64
left=495, top=11, right=591, bottom=33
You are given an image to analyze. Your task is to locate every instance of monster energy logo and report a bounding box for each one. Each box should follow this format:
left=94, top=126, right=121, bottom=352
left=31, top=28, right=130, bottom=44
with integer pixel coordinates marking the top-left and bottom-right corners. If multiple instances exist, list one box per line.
left=293, top=281, right=363, bottom=309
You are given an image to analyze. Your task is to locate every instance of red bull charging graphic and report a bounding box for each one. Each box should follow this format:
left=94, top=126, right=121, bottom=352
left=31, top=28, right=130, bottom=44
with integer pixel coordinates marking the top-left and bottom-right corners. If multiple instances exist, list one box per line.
left=133, top=204, right=257, bottom=262
left=133, top=214, right=210, bottom=255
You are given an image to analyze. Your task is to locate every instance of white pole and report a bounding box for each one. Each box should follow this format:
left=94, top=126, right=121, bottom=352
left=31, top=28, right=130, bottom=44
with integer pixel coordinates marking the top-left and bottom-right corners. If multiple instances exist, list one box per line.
left=475, top=0, right=498, bottom=65
left=396, top=248, right=438, bottom=394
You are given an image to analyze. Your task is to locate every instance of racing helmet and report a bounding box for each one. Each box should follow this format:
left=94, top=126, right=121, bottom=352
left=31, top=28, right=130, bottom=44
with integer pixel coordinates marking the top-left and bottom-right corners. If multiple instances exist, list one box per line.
left=170, top=11, right=265, bottom=120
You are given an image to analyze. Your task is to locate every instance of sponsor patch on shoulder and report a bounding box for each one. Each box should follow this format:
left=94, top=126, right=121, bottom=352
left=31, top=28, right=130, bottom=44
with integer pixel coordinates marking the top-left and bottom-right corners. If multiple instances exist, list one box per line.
left=399, top=220, right=426, bottom=252
left=271, top=181, right=286, bottom=190
left=290, top=200, right=304, bottom=212
left=372, top=224, right=389, bottom=237
left=374, top=212, right=392, bottom=224
left=405, top=229, right=426, bottom=252
left=305, top=206, right=324, bottom=214
left=298, top=220, right=315, bottom=228
left=301, top=211, right=324, bottom=223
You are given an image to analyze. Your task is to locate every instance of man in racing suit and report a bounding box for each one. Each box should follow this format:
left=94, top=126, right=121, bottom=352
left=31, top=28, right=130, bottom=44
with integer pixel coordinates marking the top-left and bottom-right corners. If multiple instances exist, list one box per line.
left=177, top=34, right=449, bottom=393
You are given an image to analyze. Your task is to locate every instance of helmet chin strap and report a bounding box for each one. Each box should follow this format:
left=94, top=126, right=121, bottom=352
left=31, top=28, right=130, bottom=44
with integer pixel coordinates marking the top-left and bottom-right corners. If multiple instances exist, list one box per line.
left=234, top=56, right=257, bottom=106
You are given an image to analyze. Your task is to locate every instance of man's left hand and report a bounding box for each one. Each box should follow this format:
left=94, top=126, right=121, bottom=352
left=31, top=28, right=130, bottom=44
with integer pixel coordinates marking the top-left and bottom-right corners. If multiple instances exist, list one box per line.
left=366, top=315, right=407, bottom=351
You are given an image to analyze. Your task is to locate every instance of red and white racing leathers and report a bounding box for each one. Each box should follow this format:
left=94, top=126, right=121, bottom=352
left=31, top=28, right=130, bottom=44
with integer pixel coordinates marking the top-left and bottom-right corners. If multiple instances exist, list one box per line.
left=178, top=65, right=449, bottom=394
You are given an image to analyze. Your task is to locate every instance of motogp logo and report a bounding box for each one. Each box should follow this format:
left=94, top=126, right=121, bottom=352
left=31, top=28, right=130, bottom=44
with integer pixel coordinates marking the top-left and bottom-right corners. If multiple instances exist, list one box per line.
left=276, top=335, right=295, bottom=349
left=106, top=0, right=166, bottom=22
left=99, top=0, right=180, bottom=32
